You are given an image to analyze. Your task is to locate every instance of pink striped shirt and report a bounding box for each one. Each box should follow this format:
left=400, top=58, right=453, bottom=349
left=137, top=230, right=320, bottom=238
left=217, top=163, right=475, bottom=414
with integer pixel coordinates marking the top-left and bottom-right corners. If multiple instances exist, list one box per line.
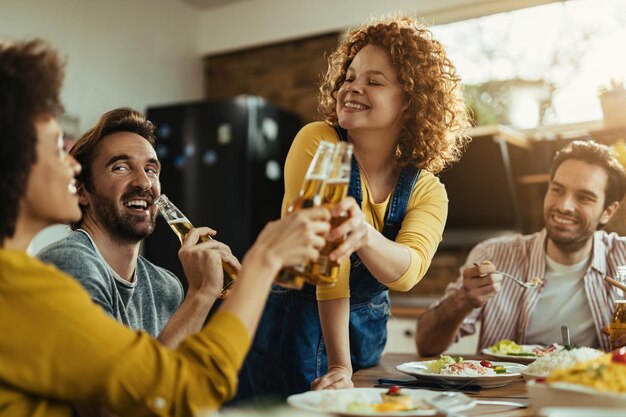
left=437, top=229, right=626, bottom=352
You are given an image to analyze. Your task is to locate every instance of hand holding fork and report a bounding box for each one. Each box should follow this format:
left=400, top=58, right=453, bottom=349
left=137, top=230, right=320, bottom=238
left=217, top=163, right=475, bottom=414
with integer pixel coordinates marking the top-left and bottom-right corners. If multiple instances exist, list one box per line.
left=473, top=262, right=542, bottom=289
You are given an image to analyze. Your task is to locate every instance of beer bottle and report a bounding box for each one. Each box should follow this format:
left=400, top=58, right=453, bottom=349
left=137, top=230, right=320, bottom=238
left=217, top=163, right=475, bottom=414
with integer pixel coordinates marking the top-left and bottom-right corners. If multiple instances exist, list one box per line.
left=610, top=300, right=626, bottom=350
left=275, top=141, right=335, bottom=289
left=308, top=141, right=353, bottom=286
left=154, top=194, right=236, bottom=299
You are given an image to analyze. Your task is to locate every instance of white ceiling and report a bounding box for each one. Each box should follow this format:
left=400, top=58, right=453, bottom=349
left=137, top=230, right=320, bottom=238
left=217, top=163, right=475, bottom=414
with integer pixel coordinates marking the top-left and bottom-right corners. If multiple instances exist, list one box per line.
left=180, top=0, right=254, bottom=8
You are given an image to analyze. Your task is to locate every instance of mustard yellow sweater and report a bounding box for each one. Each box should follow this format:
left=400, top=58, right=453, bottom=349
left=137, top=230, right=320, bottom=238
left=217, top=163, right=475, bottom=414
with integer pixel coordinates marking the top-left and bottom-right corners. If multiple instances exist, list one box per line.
left=282, top=122, right=448, bottom=300
left=0, top=250, right=250, bottom=417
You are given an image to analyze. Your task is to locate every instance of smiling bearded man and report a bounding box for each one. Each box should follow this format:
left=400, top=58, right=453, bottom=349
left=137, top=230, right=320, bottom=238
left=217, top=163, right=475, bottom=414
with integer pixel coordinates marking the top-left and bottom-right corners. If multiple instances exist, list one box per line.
left=38, top=107, right=241, bottom=348
left=417, top=140, right=626, bottom=355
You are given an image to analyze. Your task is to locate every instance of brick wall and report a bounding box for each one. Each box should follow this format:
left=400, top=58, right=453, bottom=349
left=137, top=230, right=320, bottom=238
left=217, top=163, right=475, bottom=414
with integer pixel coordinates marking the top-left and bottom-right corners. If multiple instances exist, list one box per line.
left=203, top=32, right=340, bottom=123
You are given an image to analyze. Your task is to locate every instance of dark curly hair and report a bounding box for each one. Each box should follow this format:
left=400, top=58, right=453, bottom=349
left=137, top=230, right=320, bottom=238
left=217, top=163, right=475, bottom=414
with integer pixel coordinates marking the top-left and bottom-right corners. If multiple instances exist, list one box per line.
left=0, top=39, right=65, bottom=243
left=550, top=140, right=626, bottom=209
left=69, top=107, right=156, bottom=230
left=319, top=15, right=470, bottom=174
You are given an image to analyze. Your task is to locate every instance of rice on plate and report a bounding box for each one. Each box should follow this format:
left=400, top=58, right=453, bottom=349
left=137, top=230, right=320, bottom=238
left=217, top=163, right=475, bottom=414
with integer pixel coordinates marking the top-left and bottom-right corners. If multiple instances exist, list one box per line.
left=523, top=347, right=603, bottom=379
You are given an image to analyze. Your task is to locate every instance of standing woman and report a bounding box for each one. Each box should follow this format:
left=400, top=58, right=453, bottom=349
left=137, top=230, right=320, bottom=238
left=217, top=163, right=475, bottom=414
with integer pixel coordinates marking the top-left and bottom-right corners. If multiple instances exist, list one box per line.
left=240, top=15, right=470, bottom=399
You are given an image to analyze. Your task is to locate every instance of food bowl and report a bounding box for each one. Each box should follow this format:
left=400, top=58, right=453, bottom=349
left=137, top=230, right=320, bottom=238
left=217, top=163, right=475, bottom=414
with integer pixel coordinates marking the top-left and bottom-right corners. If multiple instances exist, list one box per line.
left=527, top=380, right=626, bottom=411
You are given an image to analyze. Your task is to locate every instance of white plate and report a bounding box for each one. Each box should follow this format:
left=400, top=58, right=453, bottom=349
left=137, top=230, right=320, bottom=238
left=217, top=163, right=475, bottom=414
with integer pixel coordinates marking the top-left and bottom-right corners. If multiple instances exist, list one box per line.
left=395, top=360, right=526, bottom=388
left=287, top=387, right=475, bottom=416
left=481, top=345, right=544, bottom=363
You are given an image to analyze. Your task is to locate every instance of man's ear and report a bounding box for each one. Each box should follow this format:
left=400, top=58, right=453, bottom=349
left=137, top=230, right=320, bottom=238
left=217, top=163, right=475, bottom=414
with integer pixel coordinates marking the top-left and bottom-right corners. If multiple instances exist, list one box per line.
left=77, top=183, right=89, bottom=207
left=600, top=200, right=621, bottom=225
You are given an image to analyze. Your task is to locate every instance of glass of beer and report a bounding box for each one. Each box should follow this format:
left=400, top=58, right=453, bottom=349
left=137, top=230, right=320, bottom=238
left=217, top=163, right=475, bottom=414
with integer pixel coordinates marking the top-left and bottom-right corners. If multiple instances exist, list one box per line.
left=275, top=141, right=335, bottom=289
left=610, top=300, right=626, bottom=350
left=308, top=141, right=353, bottom=286
left=154, top=194, right=236, bottom=299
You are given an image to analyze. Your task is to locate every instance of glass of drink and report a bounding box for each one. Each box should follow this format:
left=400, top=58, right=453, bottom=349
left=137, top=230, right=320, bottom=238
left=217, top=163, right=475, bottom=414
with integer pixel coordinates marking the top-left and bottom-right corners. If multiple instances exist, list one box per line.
left=610, top=300, right=626, bottom=350
left=275, top=141, right=335, bottom=289
left=154, top=194, right=237, bottom=298
left=308, top=141, right=353, bottom=286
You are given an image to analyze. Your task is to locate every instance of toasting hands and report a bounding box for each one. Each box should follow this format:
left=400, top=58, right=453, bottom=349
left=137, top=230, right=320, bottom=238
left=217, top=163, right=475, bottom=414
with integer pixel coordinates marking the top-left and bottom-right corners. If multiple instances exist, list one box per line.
left=326, top=197, right=370, bottom=263
left=247, top=207, right=331, bottom=270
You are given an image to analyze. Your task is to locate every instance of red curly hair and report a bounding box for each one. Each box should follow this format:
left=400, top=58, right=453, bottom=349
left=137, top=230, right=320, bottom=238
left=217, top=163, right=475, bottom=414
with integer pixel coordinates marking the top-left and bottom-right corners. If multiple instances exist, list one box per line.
left=319, top=16, right=470, bottom=174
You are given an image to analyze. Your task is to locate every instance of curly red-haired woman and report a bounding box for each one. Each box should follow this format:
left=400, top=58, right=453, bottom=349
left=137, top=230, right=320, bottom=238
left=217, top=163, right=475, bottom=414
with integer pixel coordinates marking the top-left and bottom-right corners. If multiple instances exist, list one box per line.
left=239, top=15, right=470, bottom=400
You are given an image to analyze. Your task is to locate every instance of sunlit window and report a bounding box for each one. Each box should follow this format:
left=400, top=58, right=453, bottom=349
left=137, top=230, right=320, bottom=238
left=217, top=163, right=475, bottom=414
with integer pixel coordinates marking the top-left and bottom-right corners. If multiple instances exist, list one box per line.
left=432, top=0, right=626, bottom=129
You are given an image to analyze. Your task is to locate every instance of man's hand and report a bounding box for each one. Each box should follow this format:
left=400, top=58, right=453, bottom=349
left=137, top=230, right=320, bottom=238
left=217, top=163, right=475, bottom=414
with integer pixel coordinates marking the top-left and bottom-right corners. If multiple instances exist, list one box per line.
left=461, top=261, right=503, bottom=309
left=247, top=207, right=330, bottom=270
left=310, top=365, right=353, bottom=390
left=178, top=226, right=241, bottom=299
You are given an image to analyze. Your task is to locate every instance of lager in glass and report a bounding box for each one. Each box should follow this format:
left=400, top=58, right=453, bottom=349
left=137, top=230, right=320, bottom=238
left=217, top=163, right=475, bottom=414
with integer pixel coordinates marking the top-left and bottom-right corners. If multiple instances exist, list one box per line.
left=610, top=300, right=626, bottom=350
left=308, top=142, right=353, bottom=285
left=154, top=194, right=236, bottom=299
left=275, top=141, right=335, bottom=289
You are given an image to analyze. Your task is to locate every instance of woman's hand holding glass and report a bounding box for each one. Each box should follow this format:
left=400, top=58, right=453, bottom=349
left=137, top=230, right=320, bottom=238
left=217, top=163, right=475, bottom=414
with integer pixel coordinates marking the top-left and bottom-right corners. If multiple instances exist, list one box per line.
left=327, top=197, right=370, bottom=263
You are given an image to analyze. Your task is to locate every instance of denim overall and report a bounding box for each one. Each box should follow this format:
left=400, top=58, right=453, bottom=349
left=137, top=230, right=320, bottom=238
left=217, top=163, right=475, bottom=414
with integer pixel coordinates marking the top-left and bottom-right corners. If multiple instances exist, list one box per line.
left=235, top=127, right=420, bottom=402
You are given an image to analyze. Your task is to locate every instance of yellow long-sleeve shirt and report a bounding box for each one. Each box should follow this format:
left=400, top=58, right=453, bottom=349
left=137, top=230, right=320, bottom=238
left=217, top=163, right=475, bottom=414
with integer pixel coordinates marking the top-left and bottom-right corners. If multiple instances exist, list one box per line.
left=0, top=250, right=250, bottom=417
left=282, top=122, right=448, bottom=300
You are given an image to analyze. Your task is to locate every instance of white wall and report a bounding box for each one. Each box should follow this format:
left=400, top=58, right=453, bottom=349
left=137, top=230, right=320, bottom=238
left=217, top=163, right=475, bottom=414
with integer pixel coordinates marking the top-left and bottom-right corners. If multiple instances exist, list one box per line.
left=197, top=0, right=559, bottom=55
left=1, top=0, right=204, bottom=133
left=0, top=0, right=204, bottom=252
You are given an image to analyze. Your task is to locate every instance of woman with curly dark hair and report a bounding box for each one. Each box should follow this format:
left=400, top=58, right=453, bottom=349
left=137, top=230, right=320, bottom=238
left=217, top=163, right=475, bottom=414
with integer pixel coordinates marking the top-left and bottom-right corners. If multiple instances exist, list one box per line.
left=0, top=39, right=331, bottom=417
left=240, top=15, right=470, bottom=398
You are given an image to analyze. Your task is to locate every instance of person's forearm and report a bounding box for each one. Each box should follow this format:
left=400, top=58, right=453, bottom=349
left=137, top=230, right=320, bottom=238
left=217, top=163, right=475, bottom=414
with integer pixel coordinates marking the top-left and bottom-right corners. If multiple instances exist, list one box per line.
left=218, top=245, right=280, bottom=334
left=356, top=224, right=411, bottom=284
left=157, top=291, right=216, bottom=348
left=319, top=298, right=352, bottom=373
left=416, top=289, right=474, bottom=356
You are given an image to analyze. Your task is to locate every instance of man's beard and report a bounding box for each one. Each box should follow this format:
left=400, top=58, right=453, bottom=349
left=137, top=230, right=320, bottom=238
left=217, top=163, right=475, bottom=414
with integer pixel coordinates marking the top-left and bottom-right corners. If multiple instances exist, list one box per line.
left=90, top=188, right=157, bottom=243
left=545, top=211, right=596, bottom=253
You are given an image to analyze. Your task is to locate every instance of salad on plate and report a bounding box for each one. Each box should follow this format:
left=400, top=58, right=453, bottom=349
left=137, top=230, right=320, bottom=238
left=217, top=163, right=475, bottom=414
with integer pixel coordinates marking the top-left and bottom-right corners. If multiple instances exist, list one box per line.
left=396, top=355, right=525, bottom=388
left=482, top=339, right=561, bottom=363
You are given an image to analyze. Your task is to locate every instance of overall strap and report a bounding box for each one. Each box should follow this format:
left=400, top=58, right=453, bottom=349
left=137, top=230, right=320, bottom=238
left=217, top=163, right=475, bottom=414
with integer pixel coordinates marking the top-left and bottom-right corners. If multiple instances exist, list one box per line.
left=381, top=165, right=420, bottom=241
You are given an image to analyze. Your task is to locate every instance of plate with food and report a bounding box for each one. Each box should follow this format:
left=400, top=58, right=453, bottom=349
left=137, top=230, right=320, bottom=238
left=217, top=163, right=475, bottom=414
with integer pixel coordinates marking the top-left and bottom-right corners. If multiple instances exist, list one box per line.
left=521, top=346, right=604, bottom=381
left=528, top=349, right=626, bottom=409
left=395, top=355, right=526, bottom=388
left=481, top=339, right=561, bottom=363
left=287, top=386, right=475, bottom=416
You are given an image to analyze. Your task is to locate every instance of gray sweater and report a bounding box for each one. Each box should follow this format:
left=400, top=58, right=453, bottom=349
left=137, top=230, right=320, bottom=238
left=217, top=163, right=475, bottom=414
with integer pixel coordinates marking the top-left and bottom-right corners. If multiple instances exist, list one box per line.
left=37, top=230, right=184, bottom=337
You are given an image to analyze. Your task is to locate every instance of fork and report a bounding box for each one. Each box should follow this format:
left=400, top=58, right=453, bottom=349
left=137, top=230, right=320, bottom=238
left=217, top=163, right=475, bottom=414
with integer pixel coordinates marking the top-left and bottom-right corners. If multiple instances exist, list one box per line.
left=473, top=263, right=538, bottom=289
left=424, top=392, right=472, bottom=417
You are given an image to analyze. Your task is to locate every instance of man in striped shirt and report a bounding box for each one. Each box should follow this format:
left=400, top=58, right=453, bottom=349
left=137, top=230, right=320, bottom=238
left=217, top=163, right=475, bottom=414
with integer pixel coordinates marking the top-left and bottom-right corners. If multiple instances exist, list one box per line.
left=417, top=141, right=626, bottom=355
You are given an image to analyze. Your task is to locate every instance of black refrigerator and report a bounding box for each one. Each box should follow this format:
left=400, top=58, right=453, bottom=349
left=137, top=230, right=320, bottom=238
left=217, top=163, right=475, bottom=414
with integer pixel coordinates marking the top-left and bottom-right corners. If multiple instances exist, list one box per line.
left=143, top=96, right=302, bottom=282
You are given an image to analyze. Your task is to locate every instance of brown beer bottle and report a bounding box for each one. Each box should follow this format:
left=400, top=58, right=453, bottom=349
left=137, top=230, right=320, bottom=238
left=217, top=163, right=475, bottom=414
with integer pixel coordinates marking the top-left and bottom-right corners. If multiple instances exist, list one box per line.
left=154, top=194, right=236, bottom=299
left=308, top=141, right=353, bottom=286
left=610, top=300, right=626, bottom=350
left=275, top=141, right=335, bottom=289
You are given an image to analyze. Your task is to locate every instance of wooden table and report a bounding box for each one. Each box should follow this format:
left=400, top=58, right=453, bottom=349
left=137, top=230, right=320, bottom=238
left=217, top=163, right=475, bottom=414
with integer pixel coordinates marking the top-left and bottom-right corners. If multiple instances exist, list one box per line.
left=353, top=353, right=535, bottom=417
